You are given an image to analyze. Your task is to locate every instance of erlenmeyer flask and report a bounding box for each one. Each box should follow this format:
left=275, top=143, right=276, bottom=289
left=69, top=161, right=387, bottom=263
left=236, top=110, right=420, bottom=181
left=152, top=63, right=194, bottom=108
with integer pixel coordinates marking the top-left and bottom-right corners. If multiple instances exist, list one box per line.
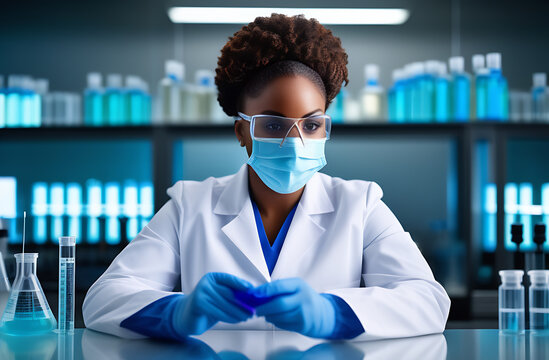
left=0, top=251, right=10, bottom=315
left=0, top=253, right=57, bottom=335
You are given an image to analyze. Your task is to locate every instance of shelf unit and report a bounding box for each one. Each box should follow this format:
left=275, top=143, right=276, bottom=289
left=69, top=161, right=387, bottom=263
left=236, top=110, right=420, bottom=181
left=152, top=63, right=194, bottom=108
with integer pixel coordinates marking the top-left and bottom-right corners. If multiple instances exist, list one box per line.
left=2, top=122, right=549, bottom=320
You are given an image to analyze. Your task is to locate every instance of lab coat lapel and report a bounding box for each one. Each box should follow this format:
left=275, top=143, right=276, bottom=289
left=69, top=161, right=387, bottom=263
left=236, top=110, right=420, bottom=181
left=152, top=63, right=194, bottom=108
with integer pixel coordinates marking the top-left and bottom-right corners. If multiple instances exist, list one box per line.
left=215, top=165, right=271, bottom=282
left=270, top=172, right=335, bottom=280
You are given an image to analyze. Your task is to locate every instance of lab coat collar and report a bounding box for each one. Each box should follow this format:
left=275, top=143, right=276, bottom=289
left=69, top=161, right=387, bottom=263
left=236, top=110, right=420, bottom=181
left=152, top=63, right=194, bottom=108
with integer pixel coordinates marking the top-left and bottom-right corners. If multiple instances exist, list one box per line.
left=216, top=164, right=335, bottom=282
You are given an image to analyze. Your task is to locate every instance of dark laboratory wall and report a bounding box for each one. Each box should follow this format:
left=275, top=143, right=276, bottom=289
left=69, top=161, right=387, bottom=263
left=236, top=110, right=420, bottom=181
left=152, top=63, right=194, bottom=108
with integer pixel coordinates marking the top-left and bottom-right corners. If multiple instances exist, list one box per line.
left=1, top=0, right=549, bottom=95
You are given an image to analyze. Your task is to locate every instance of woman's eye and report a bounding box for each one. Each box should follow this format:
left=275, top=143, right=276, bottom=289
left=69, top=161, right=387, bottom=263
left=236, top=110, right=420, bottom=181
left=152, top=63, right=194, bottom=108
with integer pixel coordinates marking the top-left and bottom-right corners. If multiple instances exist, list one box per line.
left=303, top=121, right=320, bottom=132
left=265, top=122, right=282, bottom=131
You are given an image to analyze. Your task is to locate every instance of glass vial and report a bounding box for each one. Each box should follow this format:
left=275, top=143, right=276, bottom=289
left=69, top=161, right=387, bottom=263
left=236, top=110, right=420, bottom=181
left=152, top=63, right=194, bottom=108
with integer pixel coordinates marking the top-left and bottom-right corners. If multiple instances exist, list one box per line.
left=528, top=270, right=549, bottom=332
left=499, top=270, right=525, bottom=333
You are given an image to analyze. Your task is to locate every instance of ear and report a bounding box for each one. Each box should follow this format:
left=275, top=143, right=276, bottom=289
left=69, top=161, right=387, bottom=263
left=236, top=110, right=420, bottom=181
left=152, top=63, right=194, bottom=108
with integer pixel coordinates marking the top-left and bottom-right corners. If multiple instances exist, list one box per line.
left=234, top=120, right=246, bottom=147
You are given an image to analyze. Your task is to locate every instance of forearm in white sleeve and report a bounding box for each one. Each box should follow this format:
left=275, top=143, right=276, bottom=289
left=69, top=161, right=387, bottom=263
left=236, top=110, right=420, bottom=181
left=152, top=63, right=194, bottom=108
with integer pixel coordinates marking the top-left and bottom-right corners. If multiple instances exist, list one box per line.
left=82, top=199, right=182, bottom=338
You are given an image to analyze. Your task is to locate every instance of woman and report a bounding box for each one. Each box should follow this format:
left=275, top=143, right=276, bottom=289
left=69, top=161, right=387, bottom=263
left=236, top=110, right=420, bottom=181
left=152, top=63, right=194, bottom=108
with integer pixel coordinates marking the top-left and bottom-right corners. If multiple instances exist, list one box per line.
left=83, top=13, right=450, bottom=341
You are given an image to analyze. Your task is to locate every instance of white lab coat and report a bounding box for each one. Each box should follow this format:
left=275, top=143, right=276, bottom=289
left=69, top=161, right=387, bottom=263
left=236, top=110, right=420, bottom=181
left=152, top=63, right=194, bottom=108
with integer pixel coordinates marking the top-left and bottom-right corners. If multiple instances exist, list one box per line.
left=83, top=164, right=451, bottom=341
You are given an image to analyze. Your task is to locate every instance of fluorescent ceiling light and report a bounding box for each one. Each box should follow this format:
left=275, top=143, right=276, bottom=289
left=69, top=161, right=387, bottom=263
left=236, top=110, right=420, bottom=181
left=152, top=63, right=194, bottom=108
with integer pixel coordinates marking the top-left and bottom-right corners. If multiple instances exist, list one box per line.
left=168, top=7, right=410, bottom=25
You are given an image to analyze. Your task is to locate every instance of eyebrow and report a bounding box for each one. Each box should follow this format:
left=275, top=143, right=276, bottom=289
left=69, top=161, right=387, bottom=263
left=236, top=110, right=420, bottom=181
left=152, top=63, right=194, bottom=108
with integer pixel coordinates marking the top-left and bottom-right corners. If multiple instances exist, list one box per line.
left=260, top=109, right=323, bottom=118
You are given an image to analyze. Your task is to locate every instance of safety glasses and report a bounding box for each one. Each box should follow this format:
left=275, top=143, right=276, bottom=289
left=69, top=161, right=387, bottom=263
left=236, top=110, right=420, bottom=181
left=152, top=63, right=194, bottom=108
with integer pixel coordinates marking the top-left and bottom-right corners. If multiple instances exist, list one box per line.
left=236, top=112, right=332, bottom=146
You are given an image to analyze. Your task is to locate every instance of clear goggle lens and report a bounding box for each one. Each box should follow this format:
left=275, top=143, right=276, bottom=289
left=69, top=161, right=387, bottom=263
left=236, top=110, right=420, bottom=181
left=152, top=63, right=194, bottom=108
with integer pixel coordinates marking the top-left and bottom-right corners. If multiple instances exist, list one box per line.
left=238, top=113, right=331, bottom=140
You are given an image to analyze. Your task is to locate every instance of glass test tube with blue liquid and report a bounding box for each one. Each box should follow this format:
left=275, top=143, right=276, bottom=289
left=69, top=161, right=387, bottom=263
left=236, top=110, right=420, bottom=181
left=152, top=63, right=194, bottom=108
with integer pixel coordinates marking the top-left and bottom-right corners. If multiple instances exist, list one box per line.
left=58, top=236, right=76, bottom=332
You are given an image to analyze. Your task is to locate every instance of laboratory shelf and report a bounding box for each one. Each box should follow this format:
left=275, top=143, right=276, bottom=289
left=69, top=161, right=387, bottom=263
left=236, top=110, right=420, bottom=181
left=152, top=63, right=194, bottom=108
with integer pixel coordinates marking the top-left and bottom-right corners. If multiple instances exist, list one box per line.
left=2, top=121, right=549, bottom=322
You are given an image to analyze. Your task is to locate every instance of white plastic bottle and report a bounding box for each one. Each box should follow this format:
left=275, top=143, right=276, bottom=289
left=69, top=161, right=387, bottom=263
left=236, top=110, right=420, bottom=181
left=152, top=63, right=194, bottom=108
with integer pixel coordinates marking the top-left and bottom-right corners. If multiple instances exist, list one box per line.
left=498, top=270, right=525, bottom=333
left=194, top=70, right=218, bottom=123
left=532, top=73, right=547, bottom=122
left=360, top=64, right=385, bottom=122
left=157, top=60, right=183, bottom=124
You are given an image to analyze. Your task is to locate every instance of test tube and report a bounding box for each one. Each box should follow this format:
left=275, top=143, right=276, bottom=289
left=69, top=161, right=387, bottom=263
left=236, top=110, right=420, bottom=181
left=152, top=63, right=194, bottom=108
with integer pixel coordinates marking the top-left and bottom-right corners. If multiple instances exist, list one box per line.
left=58, top=236, right=76, bottom=332
left=528, top=270, right=549, bottom=332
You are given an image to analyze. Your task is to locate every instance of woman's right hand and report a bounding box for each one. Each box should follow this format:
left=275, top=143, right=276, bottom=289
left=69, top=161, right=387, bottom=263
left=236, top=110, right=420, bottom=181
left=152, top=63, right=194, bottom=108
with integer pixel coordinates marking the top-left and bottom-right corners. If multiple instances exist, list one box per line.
left=172, top=272, right=255, bottom=336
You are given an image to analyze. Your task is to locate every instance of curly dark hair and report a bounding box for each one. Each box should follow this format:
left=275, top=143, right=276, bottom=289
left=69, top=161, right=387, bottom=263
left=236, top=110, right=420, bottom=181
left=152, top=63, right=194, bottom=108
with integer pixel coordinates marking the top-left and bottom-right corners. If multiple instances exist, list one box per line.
left=215, top=13, right=349, bottom=117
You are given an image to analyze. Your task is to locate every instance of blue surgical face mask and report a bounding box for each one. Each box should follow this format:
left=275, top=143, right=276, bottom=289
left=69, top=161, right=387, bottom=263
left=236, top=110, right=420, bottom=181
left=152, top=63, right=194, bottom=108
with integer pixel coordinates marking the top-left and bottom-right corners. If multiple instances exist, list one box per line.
left=247, top=137, right=327, bottom=194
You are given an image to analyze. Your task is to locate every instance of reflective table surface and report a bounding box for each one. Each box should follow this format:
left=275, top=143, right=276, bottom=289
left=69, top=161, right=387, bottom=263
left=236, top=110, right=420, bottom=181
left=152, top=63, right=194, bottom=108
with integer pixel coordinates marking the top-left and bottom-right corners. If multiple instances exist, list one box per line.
left=0, top=329, right=547, bottom=359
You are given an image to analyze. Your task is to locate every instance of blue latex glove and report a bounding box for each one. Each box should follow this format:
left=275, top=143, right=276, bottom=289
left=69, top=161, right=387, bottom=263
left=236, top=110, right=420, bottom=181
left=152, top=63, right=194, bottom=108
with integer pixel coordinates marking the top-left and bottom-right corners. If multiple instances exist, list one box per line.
left=253, top=278, right=336, bottom=338
left=172, top=272, right=255, bottom=336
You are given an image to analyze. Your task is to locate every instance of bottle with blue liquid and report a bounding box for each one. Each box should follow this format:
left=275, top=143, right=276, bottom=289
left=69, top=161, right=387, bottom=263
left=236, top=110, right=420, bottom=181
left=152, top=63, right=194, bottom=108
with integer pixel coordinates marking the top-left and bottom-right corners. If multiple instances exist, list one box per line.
left=472, top=55, right=489, bottom=120
left=388, top=68, right=406, bottom=123
left=6, top=75, right=24, bottom=127
left=0, top=76, right=5, bottom=128
left=486, top=53, right=509, bottom=121
left=326, top=89, right=345, bottom=124
left=532, top=73, right=547, bottom=122
left=434, top=61, right=450, bottom=123
left=422, top=61, right=438, bottom=122
left=499, top=270, right=525, bottom=333
left=360, top=64, right=386, bottom=122
left=408, top=62, right=424, bottom=122
left=448, top=56, right=471, bottom=122
left=84, top=72, right=104, bottom=126
left=104, top=73, right=124, bottom=126
left=124, top=76, right=151, bottom=126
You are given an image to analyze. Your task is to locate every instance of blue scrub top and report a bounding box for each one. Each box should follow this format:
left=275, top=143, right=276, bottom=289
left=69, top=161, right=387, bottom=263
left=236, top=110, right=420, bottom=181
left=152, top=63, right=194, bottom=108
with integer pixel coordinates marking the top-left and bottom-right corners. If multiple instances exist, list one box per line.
left=250, top=198, right=298, bottom=275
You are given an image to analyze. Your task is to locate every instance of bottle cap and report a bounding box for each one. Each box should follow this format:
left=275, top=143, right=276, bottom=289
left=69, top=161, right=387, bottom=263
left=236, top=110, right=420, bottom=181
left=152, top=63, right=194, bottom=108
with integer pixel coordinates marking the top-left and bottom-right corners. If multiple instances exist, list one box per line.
left=486, top=53, right=502, bottom=70
left=528, top=270, right=549, bottom=285
left=0, top=229, right=7, bottom=238
left=534, top=223, right=546, bottom=245
left=392, top=68, right=404, bottom=82
left=125, top=75, right=141, bottom=89
left=438, top=62, right=448, bottom=76
left=7, top=75, right=27, bottom=89
left=87, top=72, right=102, bottom=89
left=449, top=56, right=465, bottom=73
left=424, top=60, right=439, bottom=75
left=364, top=64, right=380, bottom=81
left=533, top=73, right=547, bottom=88
left=165, top=60, right=184, bottom=81
left=499, top=270, right=524, bottom=284
left=106, top=74, right=123, bottom=88
left=195, top=70, right=215, bottom=87
left=472, top=54, right=485, bottom=72
left=34, top=79, right=49, bottom=94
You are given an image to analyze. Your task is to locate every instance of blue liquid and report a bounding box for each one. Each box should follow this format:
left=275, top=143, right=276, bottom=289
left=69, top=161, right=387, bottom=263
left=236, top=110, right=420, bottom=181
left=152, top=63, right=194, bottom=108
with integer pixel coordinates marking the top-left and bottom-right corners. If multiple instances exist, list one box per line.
left=32, top=92, right=41, bottom=127
left=21, top=89, right=34, bottom=127
left=435, top=77, right=450, bottom=122
left=451, top=73, right=470, bottom=122
left=420, top=74, right=436, bottom=122
left=499, top=309, right=525, bottom=333
left=393, top=82, right=406, bottom=123
left=84, top=89, right=103, bottom=126
left=6, top=89, right=21, bottom=127
left=388, top=87, right=396, bottom=122
left=143, top=93, right=151, bottom=125
left=409, top=76, right=421, bottom=122
left=327, top=90, right=345, bottom=123
left=530, top=310, right=549, bottom=331
left=475, top=74, right=489, bottom=119
left=486, top=69, right=508, bottom=121
left=125, top=90, right=148, bottom=125
left=104, top=88, right=124, bottom=126
left=0, top=290, right=57, bottom=335
left=0, top=91, right=5, bottom=128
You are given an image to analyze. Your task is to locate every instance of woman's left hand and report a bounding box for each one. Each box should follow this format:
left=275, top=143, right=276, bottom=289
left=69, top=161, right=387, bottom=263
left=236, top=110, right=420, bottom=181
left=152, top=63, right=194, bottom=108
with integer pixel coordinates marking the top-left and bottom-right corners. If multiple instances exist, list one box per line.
left=253, top=278, right=336, bottom=338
